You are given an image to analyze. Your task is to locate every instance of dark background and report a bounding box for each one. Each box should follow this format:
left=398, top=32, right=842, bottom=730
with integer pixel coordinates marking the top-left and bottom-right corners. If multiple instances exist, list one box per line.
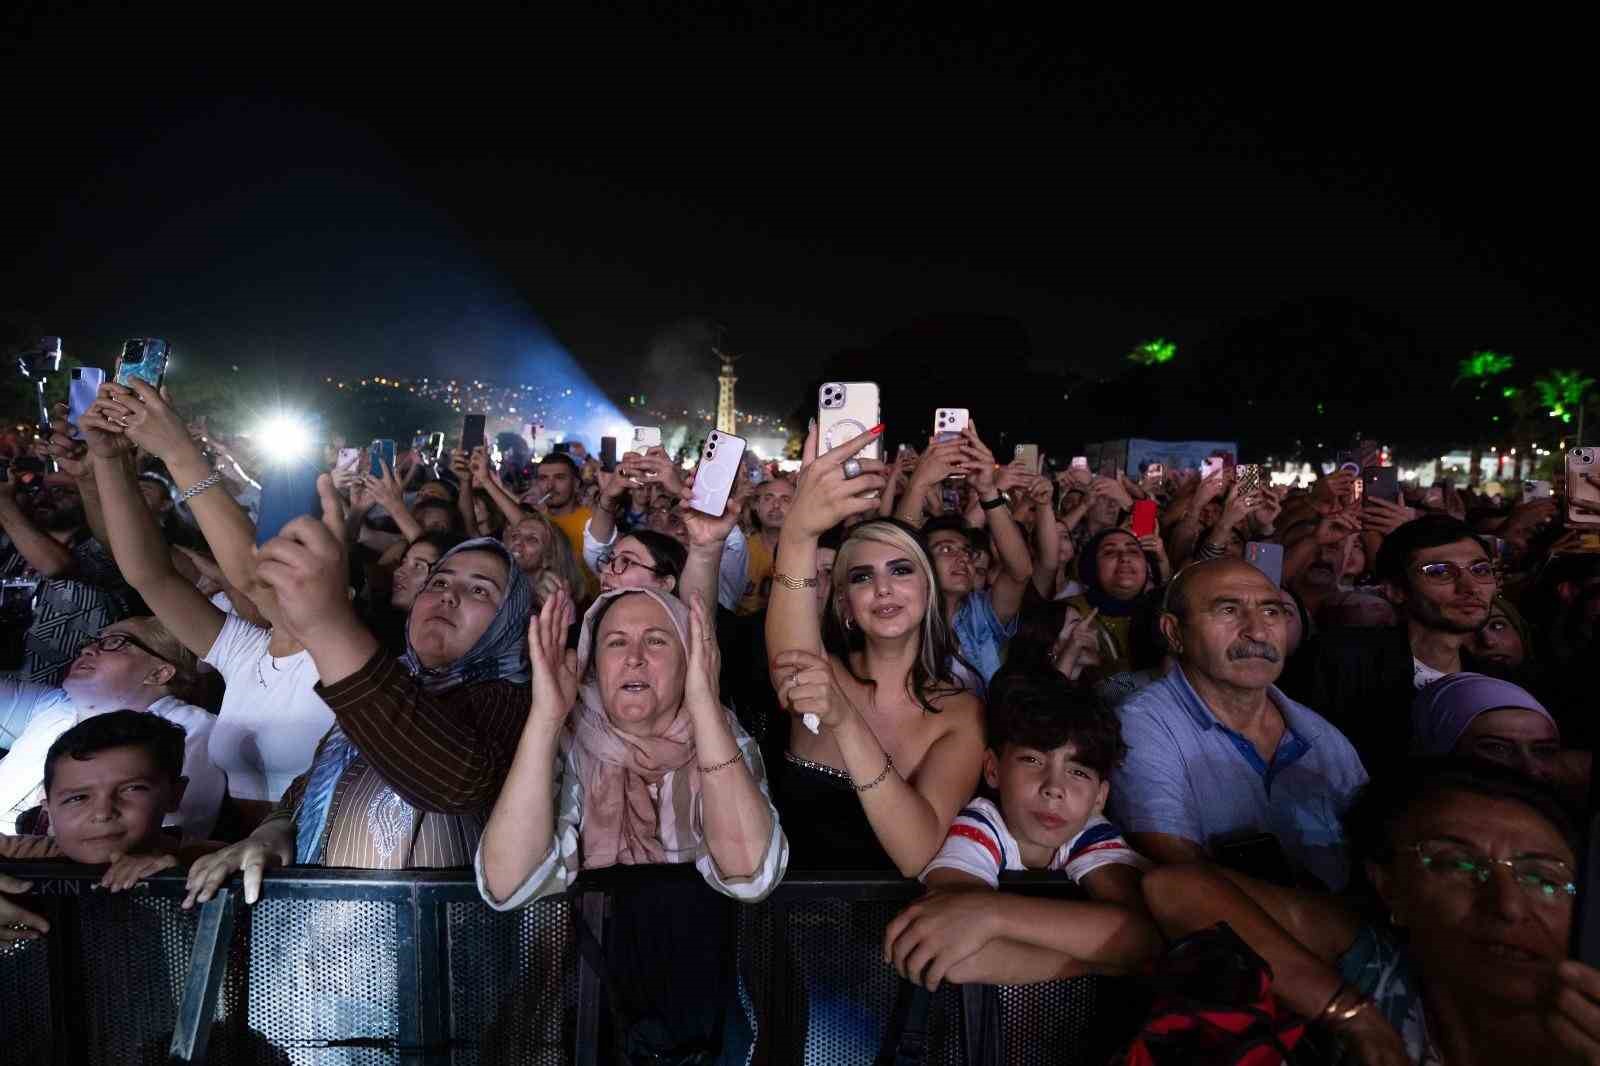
left=2, top=8, right=1593, bottom=457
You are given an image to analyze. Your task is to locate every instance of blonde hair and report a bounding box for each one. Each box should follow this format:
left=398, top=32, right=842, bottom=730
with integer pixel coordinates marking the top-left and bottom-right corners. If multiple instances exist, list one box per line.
left=109, top=616, right=211, bottom=706
left=509, top=510, right=587, bottom=603
left=825, top=519, right=965, bottom=711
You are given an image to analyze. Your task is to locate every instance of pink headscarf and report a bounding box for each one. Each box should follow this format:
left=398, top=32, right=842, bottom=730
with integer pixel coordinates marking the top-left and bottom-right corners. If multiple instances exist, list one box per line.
left=571, top=587, right=703, bottom=869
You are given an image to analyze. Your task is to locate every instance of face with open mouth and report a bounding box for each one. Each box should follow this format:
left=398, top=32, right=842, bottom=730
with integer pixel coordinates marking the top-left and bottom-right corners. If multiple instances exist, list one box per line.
left=594, top=594, right=687, bottom=734
left=1374, top=789, right=1574, bottom=1010
left=838, top=540, right=929, bottom=642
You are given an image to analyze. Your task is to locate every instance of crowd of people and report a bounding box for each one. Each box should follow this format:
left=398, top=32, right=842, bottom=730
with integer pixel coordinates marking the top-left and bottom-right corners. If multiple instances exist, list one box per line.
left=3, top=375, right=1600, bottom=1064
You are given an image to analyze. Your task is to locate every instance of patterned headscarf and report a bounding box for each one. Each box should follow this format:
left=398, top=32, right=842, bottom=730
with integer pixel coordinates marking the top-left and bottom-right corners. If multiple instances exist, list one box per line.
left=296, top=538, right=532, bottom=862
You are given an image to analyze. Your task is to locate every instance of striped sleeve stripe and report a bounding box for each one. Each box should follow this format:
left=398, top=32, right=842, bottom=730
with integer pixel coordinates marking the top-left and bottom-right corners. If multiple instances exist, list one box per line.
left=947, top=823, right=1002, bottom=867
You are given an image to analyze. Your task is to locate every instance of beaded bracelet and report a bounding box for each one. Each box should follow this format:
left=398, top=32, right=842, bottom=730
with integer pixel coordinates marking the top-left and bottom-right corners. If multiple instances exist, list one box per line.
left=177, top=470, right=224, bottom=504
left=853, top=752, right=894, bottom=792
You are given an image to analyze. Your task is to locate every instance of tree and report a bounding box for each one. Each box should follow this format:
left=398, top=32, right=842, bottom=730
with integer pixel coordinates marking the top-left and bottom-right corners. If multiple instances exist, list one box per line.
left=1534, top=369, right=1596, bottom=442
left=1126, top=338, right=1177, bottom=367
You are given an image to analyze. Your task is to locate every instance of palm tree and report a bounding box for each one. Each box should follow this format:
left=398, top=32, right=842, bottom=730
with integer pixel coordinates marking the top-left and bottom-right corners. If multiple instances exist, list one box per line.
left=1127, top=338, right=1177, bottom=367
left=1535, top=369, right=1597, bottom=443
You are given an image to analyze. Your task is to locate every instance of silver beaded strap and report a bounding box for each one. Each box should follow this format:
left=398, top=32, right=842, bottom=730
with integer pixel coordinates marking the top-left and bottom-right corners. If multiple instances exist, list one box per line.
left=177, top=470, right=224, bottom=504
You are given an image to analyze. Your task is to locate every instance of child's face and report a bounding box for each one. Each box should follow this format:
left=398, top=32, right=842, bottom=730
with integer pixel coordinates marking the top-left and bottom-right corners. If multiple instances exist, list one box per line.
left=984, top=741, right=1109, bottom=867
left=45, top=746, right=182, bottom=864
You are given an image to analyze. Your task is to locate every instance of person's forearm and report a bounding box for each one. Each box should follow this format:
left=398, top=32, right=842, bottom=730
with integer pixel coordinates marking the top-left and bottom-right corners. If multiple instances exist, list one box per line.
left=947, top=938, right=1089, bottom=986
left=681, top=542, right=723, bottom=619
left=299, top=613, right=383, bottom=687
left=456, top=486, right=481, bottom=537
left=690, top=702, right=773, bottom=880
left=985, top=500, right=1033, bottom=583
left=479, top=715, right=564, bottom=902
left=894, top=475, right=939, bottom=526
left=0, top=499, right=72, bottom=577
left=166, top=443, right=268, bottom=600
left=991, top=895, right=1162, bottom=975
left=832, top=708, right=946, bottom=876
left=1169, top=513, right=1205, bottom=567
left=93, top=453, right=175, bottom=587
left=479, top=473, right=524, bottom=525
left=75, top=472, right=113, bottom=549
left=765, top=532, right=824, bottom=665
left=589, top=496, right=620, bottom=544
left=877, top=471, right=900, bottom=517
left=345, top=502, right=375, bottom=544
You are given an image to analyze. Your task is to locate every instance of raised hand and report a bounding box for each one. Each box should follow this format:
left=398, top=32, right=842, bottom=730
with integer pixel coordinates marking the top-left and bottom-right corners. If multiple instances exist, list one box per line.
left=679, top=466, right=744, bottom=547
left=363, top=459, right=408, bottom=516
left=788, top=424, right=887, bottom=538
left=772, top=647, right=857, bottom=731
left=1361, top=496, right=1419, bottom=538
left=527, top=587, right=580, bottom=725
left=684, top=596, right=723, bottom=713
left=1051, top=607, right=1102, bottom=681
left=88, top=380, right=198, bottom=463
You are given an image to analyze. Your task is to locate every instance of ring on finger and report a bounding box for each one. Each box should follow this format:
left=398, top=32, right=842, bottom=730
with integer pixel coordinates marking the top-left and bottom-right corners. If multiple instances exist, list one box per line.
left=841, top=458, right=863, bottom=480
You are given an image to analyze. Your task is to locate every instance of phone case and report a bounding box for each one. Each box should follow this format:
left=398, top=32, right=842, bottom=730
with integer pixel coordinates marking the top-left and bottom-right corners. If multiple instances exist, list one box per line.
left=818, top=383, right=882, bottom=462
left=932, top=407, right=969, bottom=444
left=1014, top=444, right=1041, bottom=474
left=1568, top=449, right=1600, bottom=526
left=632, top=426, right=662, bottom=449
left=113, top=338, right=169, bottom=390
left=1200, top=457, right=1224, bottom=480
left=462, top=415, right=487, bottom=453
left=1245, top=542, right=1285, bottom=587
left=1236, top=464, right=1264, bottom=497
left=336, top=448, right=362, bottom=472
left=67, top=367, right=105, bottom=439
left=370, top=439, right=396, bottom=477
left=1131, top=500, right=1158, bottom=538
left=689, top=431, right=747, bottom=516
left=255, top=458, right=323, bottom=547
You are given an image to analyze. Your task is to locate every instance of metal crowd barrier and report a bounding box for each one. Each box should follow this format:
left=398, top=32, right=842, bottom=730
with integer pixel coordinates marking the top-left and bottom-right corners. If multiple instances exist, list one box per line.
left=0, top=863, right=1148, bottom=1065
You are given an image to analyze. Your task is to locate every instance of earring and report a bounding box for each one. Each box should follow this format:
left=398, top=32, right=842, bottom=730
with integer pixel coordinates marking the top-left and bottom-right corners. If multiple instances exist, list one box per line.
left=844, top=617, right=855, bottom=632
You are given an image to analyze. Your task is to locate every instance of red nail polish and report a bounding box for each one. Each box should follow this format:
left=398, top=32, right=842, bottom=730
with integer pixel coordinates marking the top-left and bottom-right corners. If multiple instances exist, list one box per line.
left=869, top=423, right=885, bottom=436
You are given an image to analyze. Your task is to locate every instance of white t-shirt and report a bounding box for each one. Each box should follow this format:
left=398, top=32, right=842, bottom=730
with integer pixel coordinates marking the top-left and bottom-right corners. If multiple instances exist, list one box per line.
left=0, top=681, right=227, bottom=838
left=1412, top=657, right=1447, bottom=690
left=920, top=796, right=1148, bottom=888
left=203, top=614, right=334, bottom=802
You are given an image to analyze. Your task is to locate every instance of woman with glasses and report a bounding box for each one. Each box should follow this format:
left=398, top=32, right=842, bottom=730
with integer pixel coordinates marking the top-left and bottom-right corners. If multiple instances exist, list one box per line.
left=594, top=530, right=687, bottom=596
left=0, top=618, right=225, bottom=838
left=1143, top=759, right=1600, bottom=1065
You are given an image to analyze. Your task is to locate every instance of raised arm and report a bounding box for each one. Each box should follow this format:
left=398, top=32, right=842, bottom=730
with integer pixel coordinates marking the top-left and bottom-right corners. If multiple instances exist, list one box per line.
left=364, top=460, right=426, bottom=543
left=448, top=450, right=481, bottom=537
left=83, top=421, right=225, bottom=658
left=766, top=424, right=886, bottom=666
left=892, top=440, right=964, bottom=528
left=968, top=432, right=1033, bottom=624
left=678, top=466, right=748, bottom=620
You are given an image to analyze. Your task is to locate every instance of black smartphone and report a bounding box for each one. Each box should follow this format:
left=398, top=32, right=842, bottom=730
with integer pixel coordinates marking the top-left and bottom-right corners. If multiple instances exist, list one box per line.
left=600, top=436, right=618, bottom=472
left=1214, top=832, right=1298, bottom=888
left=1362, top=466, right=1400, bottom=504
left=113, top=338, right=170, bottom=390
left=461, top=414, right=487, bottom=454
left=255, top=459, right=323, bottom=548
left=369, top=438, right=396, bottom=478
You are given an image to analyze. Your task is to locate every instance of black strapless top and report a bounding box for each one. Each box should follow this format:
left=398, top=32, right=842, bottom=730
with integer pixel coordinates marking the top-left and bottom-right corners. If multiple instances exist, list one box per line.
left=773, top=752, right=895, bottom=872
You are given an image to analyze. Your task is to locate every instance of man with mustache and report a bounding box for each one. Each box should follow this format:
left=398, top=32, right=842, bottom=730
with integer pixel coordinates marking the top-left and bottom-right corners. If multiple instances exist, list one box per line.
left=1279, top=515, right=1498, bottom=781
left=1107, top=557, right=1367, bottom=891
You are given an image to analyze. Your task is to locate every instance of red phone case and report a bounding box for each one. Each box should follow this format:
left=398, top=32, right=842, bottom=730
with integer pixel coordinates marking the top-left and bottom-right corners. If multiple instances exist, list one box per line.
left=1131, top=500, right=1158, bottom=538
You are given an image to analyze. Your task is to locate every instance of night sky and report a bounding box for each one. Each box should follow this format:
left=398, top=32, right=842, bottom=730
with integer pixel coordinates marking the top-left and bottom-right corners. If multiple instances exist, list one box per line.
left=4, top=10, right=1594, bottom=422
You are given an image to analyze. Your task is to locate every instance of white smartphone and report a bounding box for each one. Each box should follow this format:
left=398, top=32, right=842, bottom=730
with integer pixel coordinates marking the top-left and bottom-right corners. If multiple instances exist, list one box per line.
left=1014, top=443, right=1041, bottom=474
left=1200, top=457, right=1225, bottom=480
left=1568, top=449, right=1600, bottom=527
left=818, top=382, right=881, bottom=462
left=335, top=447, right=362, bottom=473
left=1070, top=456, right=1089, bottom=472
left=632, top=426, right=662, bottom=450
left=689, top=430, right=747, bottom=516
left=933, top=407, right=969, bottom=444
left=67, top=366, right=106, bottom=441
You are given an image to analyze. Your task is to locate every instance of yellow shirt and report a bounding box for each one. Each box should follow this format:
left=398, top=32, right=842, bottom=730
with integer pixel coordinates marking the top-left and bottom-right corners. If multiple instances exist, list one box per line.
left=548, top=507, right=599, bottom=598
left=737, top=531, right=776, bottom=616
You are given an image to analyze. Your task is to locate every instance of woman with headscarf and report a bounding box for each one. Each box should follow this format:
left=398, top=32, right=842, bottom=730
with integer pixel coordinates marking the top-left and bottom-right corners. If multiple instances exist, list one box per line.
left=1412, top=672, right=1561, bottom=781
left=1059, top=528, right=1165, bottom=678
left=480, top=586, right=785, bottom=1063
left=184, top=529, right=539, bottom=901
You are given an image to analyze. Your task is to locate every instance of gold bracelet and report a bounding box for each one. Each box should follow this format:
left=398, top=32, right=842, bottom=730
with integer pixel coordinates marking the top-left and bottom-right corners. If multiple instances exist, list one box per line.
left=697, top=750, right=743, bottom=774
left=772, top=570, right=818, bottom=591
left=853, top=752, right=894, bottom=792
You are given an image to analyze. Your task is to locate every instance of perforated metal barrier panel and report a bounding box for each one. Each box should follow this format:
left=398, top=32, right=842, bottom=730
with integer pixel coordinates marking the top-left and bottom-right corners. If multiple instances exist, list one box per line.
left=0, top=864, right=1137, bottom=1065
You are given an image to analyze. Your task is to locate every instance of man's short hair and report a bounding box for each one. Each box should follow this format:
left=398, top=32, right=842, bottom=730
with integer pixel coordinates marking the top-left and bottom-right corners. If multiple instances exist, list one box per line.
left=1373, top=515, right=1490, bottom=586
left=413, top=498, right=458, bottom=524
left=984, top=669, right=1127, bottom=777
left=922, top=515, right=969, bottom=540
left=44, top=710, right=186, bottom=796
left=539, top=452, right=580, bottom=476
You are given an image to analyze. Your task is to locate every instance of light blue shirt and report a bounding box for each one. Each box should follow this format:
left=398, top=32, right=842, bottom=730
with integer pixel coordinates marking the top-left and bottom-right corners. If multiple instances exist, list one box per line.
left=1108, top=665, right=1368, bottom=890
left=951, top=590, right=1016, bottom=689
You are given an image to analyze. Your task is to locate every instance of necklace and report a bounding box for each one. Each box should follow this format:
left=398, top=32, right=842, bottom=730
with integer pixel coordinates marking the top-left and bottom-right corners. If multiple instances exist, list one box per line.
left=254, top=651, right=287, bottom=689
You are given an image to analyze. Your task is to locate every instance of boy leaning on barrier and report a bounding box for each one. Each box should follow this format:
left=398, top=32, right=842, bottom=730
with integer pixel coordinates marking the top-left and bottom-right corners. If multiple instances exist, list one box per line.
left=0, top=710, right=220, bottom=938
left=883, top=669, right=1162, bottom=989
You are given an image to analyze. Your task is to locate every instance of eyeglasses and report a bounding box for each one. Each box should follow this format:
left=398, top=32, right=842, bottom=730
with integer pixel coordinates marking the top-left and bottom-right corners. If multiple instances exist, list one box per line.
left=79, top=632, right=167, bottom=661
left=1413, top=560, right=1496, bottom=585
left=930, top=542, right=975, bottom=560
left=1407, top=838, right=1575, bottom=902
left=599, top=552, right=664, bottom=578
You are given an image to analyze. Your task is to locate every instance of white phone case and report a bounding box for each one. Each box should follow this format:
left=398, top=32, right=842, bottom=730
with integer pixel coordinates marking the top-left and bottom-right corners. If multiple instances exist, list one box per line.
left=818, top=382, right=882, bottom=462
left=690, top=431, right=747, bottom=516
left=933, top=407, right=970, bottom=444
left=632, top=426, right=662, bottom=450
left=1568, top=449, right=1600, bottom=527
left=68, top=367, right=106, bottom=440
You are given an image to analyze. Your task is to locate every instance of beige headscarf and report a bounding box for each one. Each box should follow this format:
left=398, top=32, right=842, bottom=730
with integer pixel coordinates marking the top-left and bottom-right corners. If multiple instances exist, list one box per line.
left=571, top=587, right=704, bottom=869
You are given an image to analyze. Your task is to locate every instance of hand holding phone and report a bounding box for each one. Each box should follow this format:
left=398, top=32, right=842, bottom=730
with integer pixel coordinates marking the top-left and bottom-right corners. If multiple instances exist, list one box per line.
left=688, top=431, right=747, bottom=516
left=113, top=339, right=170, bottom=390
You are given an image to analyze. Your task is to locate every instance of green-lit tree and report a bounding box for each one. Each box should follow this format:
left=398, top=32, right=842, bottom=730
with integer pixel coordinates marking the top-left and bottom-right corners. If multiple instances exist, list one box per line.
left=1534, top=369, right=1596, bottom=443
left=1126, top=338, right=1177, bottom=367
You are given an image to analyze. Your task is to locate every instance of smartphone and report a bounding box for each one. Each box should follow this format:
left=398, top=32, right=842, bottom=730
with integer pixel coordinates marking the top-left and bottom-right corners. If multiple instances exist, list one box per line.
left=931, top=407, right=969, bottom=480
left=1131, top=499, right=1158, bottom=538
left=1144, top=462, right=1165, bottom=482
left=742, top=450, right=764, bottom=486
left=254, top=458, right=323, bottom=547
left=1362, top=466, right=1400, bottom=504
left=426, top=431, right=445, bottom=459
left=1070, top=456, right=1089, bottom=472
left=461, top=414, right=487, bottom=454
left=370, top=439, right=396, bottom=477
left=1525, top=480, right=1554, bottom=500
left=1200, top=456, right=1225, bottom=480
left=632, top=426, right=662, bottom=450
left=1569, top=449, right=1600, bottom=527
left=599, top=436, right=618, bottom=472
left=1215, top=832, right=1298, bottom=888
left=67, top=366, right=106, bottom=440
left=113, top=338, right=170, bottom=390
left=818, top=382, right=882, bottom=462
left=1236, top=464, right=1264, bottom=499
left=688, top=430, right=747, bottom=516
left=1245, top=542, right=1285, bottom=587
left=335, top=447, right=361, bottom=473
left=1014, top=443, right=1041, bottom=474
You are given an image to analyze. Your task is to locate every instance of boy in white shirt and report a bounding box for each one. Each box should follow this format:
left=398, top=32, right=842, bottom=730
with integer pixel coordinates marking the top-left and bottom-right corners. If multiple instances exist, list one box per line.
left=885, top=670, right=1161, bottom=989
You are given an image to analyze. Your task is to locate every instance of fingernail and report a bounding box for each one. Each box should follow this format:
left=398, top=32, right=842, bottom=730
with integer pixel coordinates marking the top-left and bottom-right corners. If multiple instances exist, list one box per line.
left=869, top=424, right=885, bottom=436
